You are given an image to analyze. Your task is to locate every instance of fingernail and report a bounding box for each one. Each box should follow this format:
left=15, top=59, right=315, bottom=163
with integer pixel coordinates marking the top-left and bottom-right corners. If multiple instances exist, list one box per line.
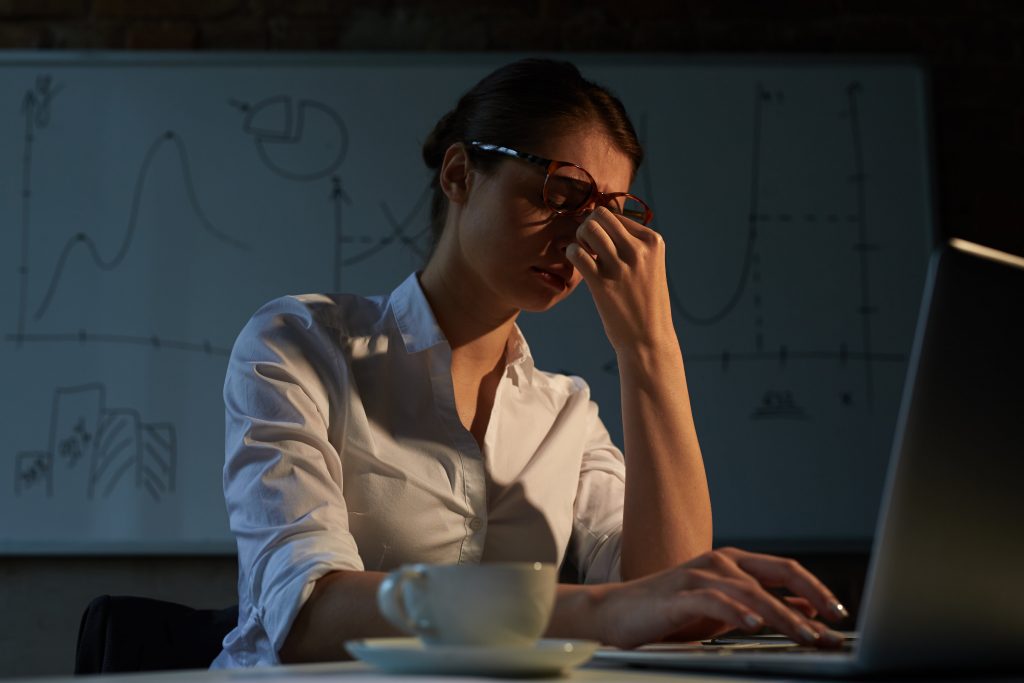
left=822, top=629, right=845, bottom=646
left=832, top=602, right=849, bottom=619
left=743, top=614, right=763, bottom=630
left=798, top=625, right=820, bottom=643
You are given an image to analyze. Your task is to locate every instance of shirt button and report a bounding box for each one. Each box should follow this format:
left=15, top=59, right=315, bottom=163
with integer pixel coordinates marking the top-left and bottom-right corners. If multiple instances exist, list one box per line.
left=468, top=517, right=484, bottom=531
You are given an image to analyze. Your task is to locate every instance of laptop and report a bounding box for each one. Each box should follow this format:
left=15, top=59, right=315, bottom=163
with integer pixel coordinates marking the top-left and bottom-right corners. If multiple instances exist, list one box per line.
left=594, top=238, right=1024, bottom=677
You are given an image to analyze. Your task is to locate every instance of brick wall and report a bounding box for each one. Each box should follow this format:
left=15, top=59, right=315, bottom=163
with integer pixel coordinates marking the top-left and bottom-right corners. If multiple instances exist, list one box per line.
left=1, top=0, right=1020, bottom=254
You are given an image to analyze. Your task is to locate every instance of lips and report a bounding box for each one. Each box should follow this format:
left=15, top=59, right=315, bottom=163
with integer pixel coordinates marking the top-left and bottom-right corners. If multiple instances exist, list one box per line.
left=531, top=265, right=571, bottom=291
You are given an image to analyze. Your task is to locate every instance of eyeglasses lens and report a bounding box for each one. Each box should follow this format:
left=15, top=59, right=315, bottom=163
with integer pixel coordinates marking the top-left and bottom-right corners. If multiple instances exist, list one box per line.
left=544, top=165, right=593, bottom=212
left=610, top=196, right=650, bottom=223
left=545, top=166, right=650, bottom=225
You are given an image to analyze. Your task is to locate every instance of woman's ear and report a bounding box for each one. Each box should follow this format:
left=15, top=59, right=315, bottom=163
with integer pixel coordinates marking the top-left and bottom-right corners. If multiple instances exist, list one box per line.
left=439, top=142, right=472, bottom=205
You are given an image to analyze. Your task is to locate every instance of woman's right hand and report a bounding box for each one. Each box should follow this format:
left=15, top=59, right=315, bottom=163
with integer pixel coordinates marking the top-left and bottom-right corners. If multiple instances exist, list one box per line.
left=592, top=547, right=849, bottom=649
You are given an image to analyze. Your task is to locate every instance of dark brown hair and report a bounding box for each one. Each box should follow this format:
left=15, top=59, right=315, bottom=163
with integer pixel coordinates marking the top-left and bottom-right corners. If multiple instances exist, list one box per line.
left=421, top=58, right=644, bottom=251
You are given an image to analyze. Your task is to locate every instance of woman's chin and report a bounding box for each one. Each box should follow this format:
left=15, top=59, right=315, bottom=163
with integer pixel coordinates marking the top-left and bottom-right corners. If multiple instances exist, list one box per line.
left=520, top=284, right=576, bottom=312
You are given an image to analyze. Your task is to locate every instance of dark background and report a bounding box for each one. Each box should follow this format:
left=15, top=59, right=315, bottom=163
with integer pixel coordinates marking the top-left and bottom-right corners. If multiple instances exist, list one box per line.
left=0, top=0, right=1017, bottom=675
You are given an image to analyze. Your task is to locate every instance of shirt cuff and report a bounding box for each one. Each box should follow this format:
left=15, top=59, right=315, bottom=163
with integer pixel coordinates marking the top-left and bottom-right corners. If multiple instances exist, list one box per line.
left=256, top=541, right=364, bottom=658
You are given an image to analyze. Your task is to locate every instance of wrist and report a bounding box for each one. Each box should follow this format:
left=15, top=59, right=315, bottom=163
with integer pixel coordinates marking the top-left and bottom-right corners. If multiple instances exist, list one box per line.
left=549, top=583, right=615, bottom=643
left=587, top=582, right=617, bottom=644
left=614, top=336, right=683, bottom=374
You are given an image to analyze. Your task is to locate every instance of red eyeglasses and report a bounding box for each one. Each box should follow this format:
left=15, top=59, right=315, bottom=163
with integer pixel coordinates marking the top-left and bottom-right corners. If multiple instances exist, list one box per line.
left=468, top=141, right=654, bottom=226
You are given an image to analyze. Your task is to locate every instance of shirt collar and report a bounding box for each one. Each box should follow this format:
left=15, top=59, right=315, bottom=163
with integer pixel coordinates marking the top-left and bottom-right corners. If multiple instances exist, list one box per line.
left=390, top=272, right=537, bottom=384
left=390, top=272, right=448, bottom=353
left=505, top=322, right=536, bottom=385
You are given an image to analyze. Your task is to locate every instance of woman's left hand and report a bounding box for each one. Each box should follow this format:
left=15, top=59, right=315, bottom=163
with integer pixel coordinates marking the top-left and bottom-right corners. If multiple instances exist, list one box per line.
left=565, top=206, right=676, bottom=355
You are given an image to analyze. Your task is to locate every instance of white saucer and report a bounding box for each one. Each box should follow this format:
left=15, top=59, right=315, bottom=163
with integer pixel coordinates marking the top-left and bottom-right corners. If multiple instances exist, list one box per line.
left=345, top=637, right=600, bottom=676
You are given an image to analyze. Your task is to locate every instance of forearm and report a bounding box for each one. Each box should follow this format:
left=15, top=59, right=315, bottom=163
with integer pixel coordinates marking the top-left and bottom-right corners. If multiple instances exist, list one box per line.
left=279, top=569, right=399, bottom=663
left=544, top=583, right=607, bottom=641
left=618, top=339, right=712, bottom=579
left=285, top=574, right=611, bottom=657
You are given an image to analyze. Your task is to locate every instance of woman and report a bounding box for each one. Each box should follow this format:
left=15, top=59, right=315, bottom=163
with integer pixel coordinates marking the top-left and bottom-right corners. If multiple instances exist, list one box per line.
left=212, top=58, right=847, bottom=668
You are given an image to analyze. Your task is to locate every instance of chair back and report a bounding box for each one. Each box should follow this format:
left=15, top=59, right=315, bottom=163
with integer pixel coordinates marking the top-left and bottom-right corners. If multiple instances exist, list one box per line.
left=75, top=595, right=238, bottom=673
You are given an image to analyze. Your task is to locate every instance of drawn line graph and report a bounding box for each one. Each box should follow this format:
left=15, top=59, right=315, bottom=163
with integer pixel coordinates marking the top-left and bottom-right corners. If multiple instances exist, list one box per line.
left=8, top=79, right=431, bottom=356
left=845, top=82, right=876, bottom=403
left=31, top=130, right=250, bottom=322
left=660, top=85, right=766, bottom=326
left=627, top=82, right=899, bottom=413
left=7, top=75, right=253, bottom=357
left=4, top=330, right=232, bottom=356
left=601, top=348, right=904, bottom=373
left=339, top=187, right=434, bottom=267
left=16, top=75, right=62, bottom=346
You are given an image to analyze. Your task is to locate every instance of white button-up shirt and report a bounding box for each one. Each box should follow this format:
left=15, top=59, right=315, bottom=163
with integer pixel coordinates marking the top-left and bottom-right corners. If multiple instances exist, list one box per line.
left=212, top=272, right=626, bottom=668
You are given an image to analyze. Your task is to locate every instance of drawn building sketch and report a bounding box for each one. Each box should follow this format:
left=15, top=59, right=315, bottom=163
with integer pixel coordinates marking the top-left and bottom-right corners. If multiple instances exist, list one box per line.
left=13, top=383, right=177, bottom=502
left=14, top=451, right=51, bottom=498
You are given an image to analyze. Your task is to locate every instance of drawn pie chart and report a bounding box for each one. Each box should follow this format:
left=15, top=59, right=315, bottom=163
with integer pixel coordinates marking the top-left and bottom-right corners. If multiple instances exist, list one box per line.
left=242, top=95, right=348, bottom=181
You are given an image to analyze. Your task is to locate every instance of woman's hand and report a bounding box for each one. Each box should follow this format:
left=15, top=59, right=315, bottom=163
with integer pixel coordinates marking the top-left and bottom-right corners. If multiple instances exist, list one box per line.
left=565, top=207, right=675, bottom=355
left=591, top=547, right=849, bottom=650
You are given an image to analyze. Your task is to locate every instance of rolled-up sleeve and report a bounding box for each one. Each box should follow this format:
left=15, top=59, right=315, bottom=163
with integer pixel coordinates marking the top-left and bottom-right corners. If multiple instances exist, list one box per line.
left=571, top=392, right=626, bottom=585
left=222, top=296, right=364, bottom=662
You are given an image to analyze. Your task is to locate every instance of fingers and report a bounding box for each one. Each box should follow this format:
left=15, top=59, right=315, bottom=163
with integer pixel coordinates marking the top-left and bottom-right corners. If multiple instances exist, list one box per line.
left=566, top=209, right=635, bottom=280
left=575, top=210, right=625, bottom=276
left=783, top=596, right=817, bottom=618
left=607, top=588, right=761, bottom=649
left=718, top=548, right=849, bottom=623
left=805, top=618, right=848, bottom=650
left=677, top=551, right=848, bottom=648
left=573, top=207, right=657, bottom=276
left=602, top=558, right=849, bottom=652
left=587, top=208, right=639, bottom=262
left=683, top=570, right=831, bottom=647
left=565, top=242, right=598, bottom=281
left=671, top=588, right=764, bottom=636
left=597, top=205, right=663, bottom=245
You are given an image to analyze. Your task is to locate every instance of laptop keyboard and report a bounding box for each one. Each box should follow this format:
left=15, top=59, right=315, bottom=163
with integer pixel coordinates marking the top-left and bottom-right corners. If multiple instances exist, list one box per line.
left=700, top=634, right=856, bottom=654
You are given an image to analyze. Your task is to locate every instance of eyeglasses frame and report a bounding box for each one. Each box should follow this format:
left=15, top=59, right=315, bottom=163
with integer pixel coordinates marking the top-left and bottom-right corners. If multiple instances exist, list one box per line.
left=467, top=141, right=654, bottom=226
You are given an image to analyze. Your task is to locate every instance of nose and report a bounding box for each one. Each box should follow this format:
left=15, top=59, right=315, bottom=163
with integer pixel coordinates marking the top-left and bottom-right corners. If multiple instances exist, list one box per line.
left=551, top=210, right=586, bottom=255
left=576, top=194, right=604, bottom=217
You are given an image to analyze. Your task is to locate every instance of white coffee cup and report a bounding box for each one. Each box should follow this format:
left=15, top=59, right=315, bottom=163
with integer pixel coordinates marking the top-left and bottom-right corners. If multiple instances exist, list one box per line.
left=377, top=562, right=557, bottom=647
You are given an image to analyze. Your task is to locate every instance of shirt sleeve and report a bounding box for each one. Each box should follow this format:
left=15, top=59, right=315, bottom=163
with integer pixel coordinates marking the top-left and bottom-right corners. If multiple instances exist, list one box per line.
left=570, top=385, right=626, bottom=585
left=222, top=295, right=364, bottom=660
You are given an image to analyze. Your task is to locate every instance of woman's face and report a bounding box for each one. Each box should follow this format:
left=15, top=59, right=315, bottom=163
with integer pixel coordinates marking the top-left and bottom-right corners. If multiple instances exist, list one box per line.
left=454, top=125, right=635, bottom=314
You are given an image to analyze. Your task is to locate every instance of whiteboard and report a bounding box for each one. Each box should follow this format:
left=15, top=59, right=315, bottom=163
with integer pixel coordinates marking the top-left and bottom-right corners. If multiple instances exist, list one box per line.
left=0, top=53, right=934, bottom=553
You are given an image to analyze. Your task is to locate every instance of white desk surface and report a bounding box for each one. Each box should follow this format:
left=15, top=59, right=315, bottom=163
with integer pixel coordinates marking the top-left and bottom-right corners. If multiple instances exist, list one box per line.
left=5, top=659, right=786, bottom=683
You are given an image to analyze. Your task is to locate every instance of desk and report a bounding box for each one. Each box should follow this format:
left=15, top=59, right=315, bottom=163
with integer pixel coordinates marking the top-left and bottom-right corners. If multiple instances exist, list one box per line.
left=5, top=660, right=795, bottom=683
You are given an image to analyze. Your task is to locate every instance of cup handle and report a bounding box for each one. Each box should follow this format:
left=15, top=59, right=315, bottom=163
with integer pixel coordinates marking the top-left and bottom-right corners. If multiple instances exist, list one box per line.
left=377, top=565, right=429, bottom=636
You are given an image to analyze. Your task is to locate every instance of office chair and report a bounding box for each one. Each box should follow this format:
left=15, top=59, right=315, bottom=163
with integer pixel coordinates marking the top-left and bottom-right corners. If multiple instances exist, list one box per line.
left=74, top=595, right=238, bottom=674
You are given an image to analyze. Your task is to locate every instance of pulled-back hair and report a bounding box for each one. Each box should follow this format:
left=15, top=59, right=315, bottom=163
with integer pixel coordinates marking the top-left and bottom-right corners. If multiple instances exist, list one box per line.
left=421, top=59, right=644, bottom=251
